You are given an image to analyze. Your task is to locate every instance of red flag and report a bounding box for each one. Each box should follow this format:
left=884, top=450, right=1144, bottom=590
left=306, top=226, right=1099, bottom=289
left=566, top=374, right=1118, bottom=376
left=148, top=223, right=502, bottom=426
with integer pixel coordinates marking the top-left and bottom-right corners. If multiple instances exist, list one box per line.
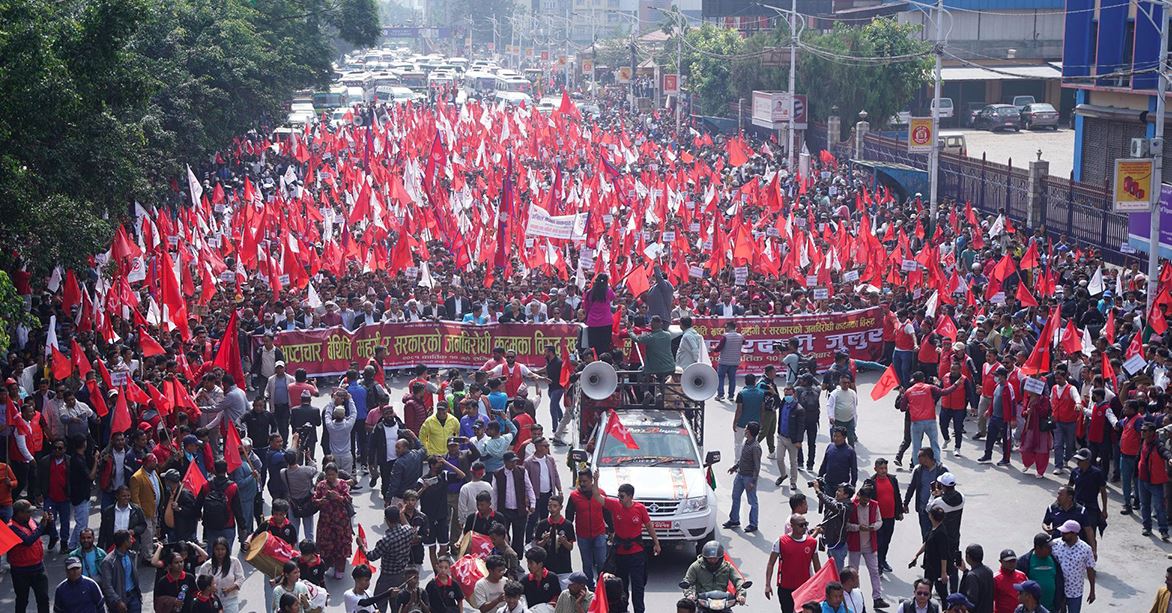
left=50, top=346, right=72, bottom=381
left=111, top=386, right=133, bottom=434
left=611, top=304, right=625, bottom=336
left=1060, top=321, right=1083, bottom=356
left=86, top=379, right=109, bottom=417
left=723, top=551, right=745, bottom=592
left=1021, top=308, right=1058, bottom=375
left=0, top=521, right=23, bottom=556
left=587, top=573, right=610, bottom=613
left=350, top=547, right=376, bottom=574
left=5, top=399, right=30, bottom=437
left=1102, top=352, right=1118, bottom=389
left=1019, top=240, right=1040, bottom=270
left=1126, top=329, right=1144, bottom=360
left=934, top=315, right=958, bottom=344
left=138, top=327, right=166, bottom=358
left=1152, top=305, right=1169, bottom=335
left=1016, top=282, right=1039, bottom=308
left=182, top=458, right=207, bottom=493
left=1104, top=309, right=1116, bottom=344
left=62, top=270, right=82, bottom=313
left=625, top=264, right=651, bottom=298
left=223, top=423, right=244, bottom=473
left=212, top=310, right=247, bottom=389
left=604, top=409, right=640, bottom=450
left=791, top=557, right=840, bottom=610
left=559, top=342, right=572, bottom=388
left=95, top=357, right=113, bottom=388
left=870, top=365, right=900, bottom=401
left=70, top=339, right=91, bottom=379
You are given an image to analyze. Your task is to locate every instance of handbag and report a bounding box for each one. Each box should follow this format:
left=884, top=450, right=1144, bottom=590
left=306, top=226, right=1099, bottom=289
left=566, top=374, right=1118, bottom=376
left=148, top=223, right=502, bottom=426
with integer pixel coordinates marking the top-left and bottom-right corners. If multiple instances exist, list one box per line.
left=282, top=469, right=318, bottom=516
left=1039, top=414, right=1056, bottom=432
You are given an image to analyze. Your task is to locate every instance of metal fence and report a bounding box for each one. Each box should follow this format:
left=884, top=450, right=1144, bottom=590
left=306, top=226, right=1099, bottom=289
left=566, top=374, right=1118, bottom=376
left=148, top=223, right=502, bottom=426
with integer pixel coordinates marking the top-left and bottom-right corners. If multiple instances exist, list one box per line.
left=847, top=133, right=1141, bottom=267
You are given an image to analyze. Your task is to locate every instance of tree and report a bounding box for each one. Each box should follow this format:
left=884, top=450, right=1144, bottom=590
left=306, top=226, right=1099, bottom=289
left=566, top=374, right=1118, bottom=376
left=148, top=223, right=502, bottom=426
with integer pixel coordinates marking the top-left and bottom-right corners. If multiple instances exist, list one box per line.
left=677, top=24, right=746, bottom=116
left=0, top=0, right=380, bottom=277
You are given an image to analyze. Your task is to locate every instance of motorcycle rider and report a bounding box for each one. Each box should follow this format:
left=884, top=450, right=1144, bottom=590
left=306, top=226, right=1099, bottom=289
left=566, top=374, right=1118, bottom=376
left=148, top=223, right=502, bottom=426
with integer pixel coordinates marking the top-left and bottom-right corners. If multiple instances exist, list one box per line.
left=681, top=541, right=747, bottom=606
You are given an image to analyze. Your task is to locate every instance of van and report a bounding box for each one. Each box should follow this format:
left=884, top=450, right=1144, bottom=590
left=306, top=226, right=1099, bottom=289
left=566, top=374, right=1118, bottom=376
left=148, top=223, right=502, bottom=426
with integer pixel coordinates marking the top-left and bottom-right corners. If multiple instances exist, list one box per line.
left=938, top=131, right=967, bottom=156
left=1012, top=95, right=1036, bottom=111
left=931, top=97, right=954, bottom=119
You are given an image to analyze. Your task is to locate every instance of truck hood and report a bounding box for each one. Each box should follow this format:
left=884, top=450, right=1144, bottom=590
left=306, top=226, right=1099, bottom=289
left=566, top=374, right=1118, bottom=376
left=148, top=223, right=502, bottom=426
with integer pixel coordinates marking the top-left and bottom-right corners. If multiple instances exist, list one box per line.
left=596, top=465, right=707, bottom=500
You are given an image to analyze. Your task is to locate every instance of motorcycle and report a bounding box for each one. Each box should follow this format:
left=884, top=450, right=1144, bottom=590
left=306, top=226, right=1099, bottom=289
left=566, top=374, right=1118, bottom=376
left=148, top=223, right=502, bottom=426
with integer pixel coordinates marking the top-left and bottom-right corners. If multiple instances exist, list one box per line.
left=679, top=579, right=753, bottom=612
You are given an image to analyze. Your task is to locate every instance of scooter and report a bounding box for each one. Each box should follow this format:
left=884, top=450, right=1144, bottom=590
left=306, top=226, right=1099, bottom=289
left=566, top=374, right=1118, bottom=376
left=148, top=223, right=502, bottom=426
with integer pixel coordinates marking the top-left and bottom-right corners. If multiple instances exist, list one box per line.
left=679, top=579, right=753, bottom=612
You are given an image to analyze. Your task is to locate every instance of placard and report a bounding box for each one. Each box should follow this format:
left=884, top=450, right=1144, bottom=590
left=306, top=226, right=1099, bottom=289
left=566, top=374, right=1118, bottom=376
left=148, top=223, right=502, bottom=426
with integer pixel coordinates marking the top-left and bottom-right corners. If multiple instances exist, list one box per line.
left=812, top=288, right=829, bottom=300
left=662, top=231, right=676, bottom=243
left=689, top=223, right=701, bottom=233
left=901, top=259, right=918, bottom=272
left=603, top=214, right=613, bottom=224
left=1123, top=353, right=1148, bottom=376
left=219, top=271, right=235, bottom=283
left=1023, top=377, right=1046, bottom=395
left=734, top=267, right=748, bottom=285
left=806, top=275, right=818, bottom=287
left=843, top=269, right=860, bottom=283
left=405, top=266, right=419, bottom=279
left=689, top=266, right=704, bottom=279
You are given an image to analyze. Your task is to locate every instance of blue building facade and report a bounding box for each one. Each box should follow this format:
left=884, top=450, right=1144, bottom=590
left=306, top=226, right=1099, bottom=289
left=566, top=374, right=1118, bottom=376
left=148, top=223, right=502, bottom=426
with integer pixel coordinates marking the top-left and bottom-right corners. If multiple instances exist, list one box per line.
left=1063, top=0, right=1167, bottom=184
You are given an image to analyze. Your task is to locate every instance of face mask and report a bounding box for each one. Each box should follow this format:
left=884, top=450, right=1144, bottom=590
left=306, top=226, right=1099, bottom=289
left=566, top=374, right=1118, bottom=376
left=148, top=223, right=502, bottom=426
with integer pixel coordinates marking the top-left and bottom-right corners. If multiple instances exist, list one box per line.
left=784, top=395, right=795, bottom=402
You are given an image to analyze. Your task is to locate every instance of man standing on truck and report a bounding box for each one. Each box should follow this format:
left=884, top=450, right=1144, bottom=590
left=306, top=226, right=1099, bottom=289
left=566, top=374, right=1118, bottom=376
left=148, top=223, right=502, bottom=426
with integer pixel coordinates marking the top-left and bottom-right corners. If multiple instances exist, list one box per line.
left=600, top=483, right=661, bottom=613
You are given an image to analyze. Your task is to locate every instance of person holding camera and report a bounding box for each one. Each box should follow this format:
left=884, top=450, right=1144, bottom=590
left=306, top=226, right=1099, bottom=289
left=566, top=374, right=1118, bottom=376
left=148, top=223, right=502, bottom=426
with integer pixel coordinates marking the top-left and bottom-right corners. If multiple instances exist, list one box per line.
left=811, top=479, right=851, bottom=570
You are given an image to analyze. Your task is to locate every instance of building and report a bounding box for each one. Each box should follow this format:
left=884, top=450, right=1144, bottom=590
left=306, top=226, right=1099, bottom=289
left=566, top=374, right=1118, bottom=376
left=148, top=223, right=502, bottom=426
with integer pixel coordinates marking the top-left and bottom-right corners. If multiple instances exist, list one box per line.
left=1062, top=0, right=1168, bottom=187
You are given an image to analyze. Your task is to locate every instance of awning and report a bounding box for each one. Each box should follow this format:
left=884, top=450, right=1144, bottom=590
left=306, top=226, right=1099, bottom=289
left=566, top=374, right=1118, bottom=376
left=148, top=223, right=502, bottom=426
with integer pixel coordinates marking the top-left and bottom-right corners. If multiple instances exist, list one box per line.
left=941, top=64, right=1062, bottom=82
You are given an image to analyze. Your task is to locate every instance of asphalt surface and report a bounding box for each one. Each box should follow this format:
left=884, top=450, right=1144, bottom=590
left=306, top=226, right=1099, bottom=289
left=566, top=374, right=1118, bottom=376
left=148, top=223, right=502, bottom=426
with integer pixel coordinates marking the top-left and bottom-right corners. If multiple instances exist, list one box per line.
left=1, top=369, right=1166, bottom=611
left=957, top=127, right=1076, bottom=180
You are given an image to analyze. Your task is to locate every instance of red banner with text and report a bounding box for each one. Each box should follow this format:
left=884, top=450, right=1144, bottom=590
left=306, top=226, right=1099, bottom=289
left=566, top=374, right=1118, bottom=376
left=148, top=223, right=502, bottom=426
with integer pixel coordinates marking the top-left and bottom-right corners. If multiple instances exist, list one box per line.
left=264, top=321, right=582, bottom=376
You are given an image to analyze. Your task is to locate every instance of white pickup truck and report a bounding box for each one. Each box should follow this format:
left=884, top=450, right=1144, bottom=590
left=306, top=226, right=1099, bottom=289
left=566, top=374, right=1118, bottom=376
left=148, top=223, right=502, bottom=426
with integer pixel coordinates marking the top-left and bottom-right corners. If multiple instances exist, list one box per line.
left=589, top=408, right=719, bottom=554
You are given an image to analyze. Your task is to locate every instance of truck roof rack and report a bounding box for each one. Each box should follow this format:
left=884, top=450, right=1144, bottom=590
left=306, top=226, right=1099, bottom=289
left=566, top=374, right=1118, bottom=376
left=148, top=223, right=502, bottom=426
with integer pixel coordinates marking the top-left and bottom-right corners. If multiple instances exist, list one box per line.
left=577, top=371, right=706, bottom=447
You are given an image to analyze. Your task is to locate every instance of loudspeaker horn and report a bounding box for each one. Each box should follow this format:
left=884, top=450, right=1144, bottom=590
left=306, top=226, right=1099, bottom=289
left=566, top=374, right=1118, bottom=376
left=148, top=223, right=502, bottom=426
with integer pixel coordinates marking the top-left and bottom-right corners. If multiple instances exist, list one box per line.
left=681, top=363, right=718, bottom=401
left=581, top=361, right=618, bottom=400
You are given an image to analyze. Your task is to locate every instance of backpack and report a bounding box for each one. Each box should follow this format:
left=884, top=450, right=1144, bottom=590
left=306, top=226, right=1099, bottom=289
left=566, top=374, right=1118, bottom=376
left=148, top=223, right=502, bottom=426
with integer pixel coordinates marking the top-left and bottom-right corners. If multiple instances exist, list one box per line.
left=202, top=480, right=232, bottom=528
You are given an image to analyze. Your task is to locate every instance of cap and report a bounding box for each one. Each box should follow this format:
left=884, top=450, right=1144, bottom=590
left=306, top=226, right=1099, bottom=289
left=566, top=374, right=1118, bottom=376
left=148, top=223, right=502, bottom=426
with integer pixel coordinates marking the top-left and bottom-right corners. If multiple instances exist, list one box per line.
left=1073, top=448, right=1092, bottom=462
left=1059, top=519, right=1082, bottom=534
left=447, top=437, right=462, bottom=446
left=3, top=378, right=15, bottom=386
left=999, top=549, right=1018, bottom=562
left=568, top=572, right=590, bottom=586
left=516, top=384, right=528, bottom=396
left=945, top=593, right=974, bottom=608
left=65, top=557, right=82, bottom=570
left=300, top=390, right=312, bottom=399
left=1033, top=532, right=1052, bottom=548
left=472, top=421, right=484, bottom=429
left=937, top=472, right=957, bottom=487
left=835, top=348, right=850, bottom=357
left=503, top=451, right=518, bottom=462
left=1014, top=580, right=1042, bottom=598
left=182, top=434, right=200, bottom=446
left=275, top=360, right=286, bottom=368
left=163, top=469, right=181, bottom=482
left=138, top=421, right=152, bottom=433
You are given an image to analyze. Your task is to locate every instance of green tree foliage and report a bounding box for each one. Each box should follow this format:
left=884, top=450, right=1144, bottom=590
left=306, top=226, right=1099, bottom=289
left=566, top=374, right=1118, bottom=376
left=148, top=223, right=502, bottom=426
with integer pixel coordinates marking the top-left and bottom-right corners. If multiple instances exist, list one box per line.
left=0, top=0, right=379, bottom=277
left=677, top=24, right=746, bottom=116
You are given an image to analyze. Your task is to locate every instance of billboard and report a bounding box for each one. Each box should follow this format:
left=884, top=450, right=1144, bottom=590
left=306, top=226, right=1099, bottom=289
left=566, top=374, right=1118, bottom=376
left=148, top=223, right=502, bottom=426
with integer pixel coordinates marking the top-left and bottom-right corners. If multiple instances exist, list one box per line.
left=907, top=117, right=934, bottom=153
left=750, top=91, right=808, bottom=129
left=1114, top=158, right=1155, bottom=212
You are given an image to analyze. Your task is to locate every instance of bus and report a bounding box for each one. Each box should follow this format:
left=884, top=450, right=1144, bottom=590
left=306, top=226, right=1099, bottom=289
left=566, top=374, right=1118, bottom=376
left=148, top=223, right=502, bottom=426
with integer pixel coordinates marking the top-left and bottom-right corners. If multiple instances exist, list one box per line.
left=496, top=76, right=533, bottom=94
left=399, top=71, right=427, bottom=92
left=313, top=86, right=347, bottom=110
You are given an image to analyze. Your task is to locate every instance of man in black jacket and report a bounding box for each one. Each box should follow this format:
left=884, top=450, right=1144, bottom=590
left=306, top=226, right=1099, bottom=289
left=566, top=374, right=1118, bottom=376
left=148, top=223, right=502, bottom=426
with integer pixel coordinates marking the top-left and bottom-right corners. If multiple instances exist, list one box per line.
left=97, top=486, right=147, bottom=550
left=958, top=543, right=994, bottom=613
left=443, top=287, right=473, bottom=321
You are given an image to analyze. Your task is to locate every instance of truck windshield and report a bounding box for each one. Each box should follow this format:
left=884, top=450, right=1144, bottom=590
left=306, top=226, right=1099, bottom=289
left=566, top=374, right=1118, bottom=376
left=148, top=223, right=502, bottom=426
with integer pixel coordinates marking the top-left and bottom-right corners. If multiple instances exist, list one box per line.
left=598, top=425, right=699, bottom=466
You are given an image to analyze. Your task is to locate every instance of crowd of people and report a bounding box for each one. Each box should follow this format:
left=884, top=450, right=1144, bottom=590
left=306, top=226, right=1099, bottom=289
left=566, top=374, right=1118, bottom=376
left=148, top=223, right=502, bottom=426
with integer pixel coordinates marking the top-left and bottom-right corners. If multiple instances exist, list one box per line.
left=0, top=63, right=1169, bottom=613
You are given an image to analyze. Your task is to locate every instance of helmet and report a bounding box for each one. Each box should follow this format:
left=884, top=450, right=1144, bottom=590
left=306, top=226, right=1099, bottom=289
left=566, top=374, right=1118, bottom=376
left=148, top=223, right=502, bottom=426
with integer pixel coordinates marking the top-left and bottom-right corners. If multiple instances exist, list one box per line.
left=701, top=541, right=724, bottom=569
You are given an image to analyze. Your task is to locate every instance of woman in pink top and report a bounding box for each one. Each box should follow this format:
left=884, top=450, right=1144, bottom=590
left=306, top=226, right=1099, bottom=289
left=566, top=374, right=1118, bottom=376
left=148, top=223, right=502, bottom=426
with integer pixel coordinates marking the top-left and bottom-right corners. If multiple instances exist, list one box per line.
left=584, top=274, right=616, bottom=355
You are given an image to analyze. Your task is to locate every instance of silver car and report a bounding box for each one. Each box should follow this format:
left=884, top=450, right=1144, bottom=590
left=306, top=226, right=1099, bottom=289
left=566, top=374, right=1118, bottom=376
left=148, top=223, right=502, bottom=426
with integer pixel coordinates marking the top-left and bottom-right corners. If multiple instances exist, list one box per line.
left=1020, top=103, right=1060, bottom=130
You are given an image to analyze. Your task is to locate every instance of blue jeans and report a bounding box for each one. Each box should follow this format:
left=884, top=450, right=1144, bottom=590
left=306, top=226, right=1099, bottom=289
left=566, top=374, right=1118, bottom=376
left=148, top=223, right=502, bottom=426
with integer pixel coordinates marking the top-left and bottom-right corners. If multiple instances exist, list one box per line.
left=1121, top=454, right=1138, bottom=507
left=204, top=527, right=237, bottom=553
left=827, top=541, right=848, bottom=570
left=44, top=500, right=70, bottom=545
left=1140, top=480, right=1169, bottom=532
left=717, top=364, right=738, bottom=398
left=1065, top=596, right=1082, bottom=613
left=549, top=388, right=565, bottom=430
left=893, top=350, right=915, bottom=387
left=579, top=534, right=609, bottom=583
left=615, top=552, right=648, bottom=613
left=728, top=475, right=758, bottom=527
left=291, top=510, right=315, bottom=543
left=910, top=419, right=941, bottom=463
left=69, top=500, right=90, bottom=549
left=1053, top=421, right=1077, bottom=467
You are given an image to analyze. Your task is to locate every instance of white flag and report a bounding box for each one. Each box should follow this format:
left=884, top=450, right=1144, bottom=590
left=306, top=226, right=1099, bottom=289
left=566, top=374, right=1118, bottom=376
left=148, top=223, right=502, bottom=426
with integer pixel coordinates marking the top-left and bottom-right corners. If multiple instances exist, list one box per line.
left=988, top=214, right=1005, bottom=237
left=186, top=164, right=204, bottom=208
left=418, top=262, right=436, bottom=289
left=924, top=290, right=940, bottom=318
left=1088, top=266, right=1104, bottom=296
left=47, top=266, right=63, bottom=293
left=44, top=315, right=59, bottom=357
left=305, top=283, right=323, bottom=309
left=1081, top=326, right=1094, bottom=356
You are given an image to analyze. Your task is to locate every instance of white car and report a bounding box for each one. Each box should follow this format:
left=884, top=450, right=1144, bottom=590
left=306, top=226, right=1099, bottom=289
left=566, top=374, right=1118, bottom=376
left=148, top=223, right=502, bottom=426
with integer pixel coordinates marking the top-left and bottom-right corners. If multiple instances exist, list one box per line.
left=494, top=91, right=532, bottom=107
left=536, top=96, right=560, bottom=114
left=591, top=409, right=718, bottom=554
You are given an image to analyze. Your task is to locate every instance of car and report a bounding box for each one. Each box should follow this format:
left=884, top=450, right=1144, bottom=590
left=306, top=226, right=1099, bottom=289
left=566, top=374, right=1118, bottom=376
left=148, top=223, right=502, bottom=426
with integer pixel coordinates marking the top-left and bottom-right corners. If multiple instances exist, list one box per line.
left=932, top=97, right=954, bottom=119
left=536, top=96, right=560, bottom=114
left=1012, top=95, right=1036, bottom=111
left=1020, top=103, right=1060, bottom=130
left=971, top=104, right=1022, bottom=132
left=494, top=91, right=532, bottom=107
left=938, top=131, right=967, bottom=156
left=576, top=102, right=602, bottom=117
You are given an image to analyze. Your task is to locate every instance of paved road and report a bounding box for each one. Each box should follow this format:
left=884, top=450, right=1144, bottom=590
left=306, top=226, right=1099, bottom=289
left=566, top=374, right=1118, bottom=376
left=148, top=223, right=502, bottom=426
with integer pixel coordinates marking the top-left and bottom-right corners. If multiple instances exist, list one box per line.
left=957, top=128, right=1076, bottom=180
left=2, top=369, right=1166, bottom=612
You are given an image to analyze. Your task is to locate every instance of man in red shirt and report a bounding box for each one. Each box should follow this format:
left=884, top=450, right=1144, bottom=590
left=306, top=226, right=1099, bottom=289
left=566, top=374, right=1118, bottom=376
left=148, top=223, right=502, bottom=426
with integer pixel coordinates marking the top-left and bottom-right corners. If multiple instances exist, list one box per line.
left=976, top=347, right=1002, bottom=441
left=992, top=549, right=1028, bottom=613
left=902, top=371, right=960, bottom=463
left=1049, top=370, right=1082, bottom=474
left=765, top=513, right=821, bottom=613
left=601, top=483, right=660, bottom=613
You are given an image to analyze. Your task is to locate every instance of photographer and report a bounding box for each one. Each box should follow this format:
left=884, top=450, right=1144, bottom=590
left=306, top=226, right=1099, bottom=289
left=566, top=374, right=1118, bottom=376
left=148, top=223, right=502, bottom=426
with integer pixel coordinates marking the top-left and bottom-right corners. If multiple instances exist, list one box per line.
left=811, top=479, right=851, bottom=570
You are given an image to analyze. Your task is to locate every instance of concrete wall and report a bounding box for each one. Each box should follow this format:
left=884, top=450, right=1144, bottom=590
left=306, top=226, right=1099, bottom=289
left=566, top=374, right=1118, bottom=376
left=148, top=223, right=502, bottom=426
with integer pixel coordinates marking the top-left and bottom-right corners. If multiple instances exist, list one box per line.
left=898, top=8, right=1064, bottom=60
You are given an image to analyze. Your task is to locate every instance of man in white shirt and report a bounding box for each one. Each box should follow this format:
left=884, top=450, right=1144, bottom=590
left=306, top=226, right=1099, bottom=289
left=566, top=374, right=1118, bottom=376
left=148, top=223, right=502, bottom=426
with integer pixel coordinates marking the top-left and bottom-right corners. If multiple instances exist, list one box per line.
left=675, top=317, right=707, bottom=370
left=458, top=462, right=495, bottom=527
left=827, top=375, right=859, bottom=446
left=472, top=555, right=510, bottom=613
left=494, top=452, right=536, bottom=555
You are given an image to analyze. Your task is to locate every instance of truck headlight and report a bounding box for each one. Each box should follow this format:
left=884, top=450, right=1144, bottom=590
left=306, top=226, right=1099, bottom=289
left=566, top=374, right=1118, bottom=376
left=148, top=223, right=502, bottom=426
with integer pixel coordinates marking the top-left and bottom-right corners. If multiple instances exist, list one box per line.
left=681, top=496, right=708, bottom=513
